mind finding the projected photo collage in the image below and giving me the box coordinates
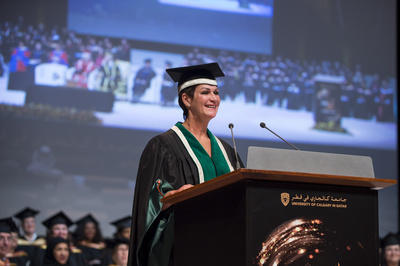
[0,0,396,150]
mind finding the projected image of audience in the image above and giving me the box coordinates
[0,8,396,150]
[158,0,273,16]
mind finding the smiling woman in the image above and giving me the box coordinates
[128,63,244,266]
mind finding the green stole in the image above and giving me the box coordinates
[137,124,233,266]
[175,122,231,182]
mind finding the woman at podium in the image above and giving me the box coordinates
[129,63,243,266]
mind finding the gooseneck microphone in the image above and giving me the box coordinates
[228,123,241,170]
[259,122,300,150]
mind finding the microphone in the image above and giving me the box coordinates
[228,123,241,170]
[259,122,300,150]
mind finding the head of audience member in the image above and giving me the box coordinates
[0,218,17,258]
[382,233,400,266]
[111,238,129,266]
[14,207,39,238]
[74,214,103,244]
[44,237,70,266]
[110,216,131,240]
[42,211,73,241]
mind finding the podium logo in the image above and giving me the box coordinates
[281,192,290,206]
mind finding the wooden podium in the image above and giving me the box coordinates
[162,169,396,266]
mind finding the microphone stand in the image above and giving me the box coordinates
[228,123,241,170]
[260,122,300,151]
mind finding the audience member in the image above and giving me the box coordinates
[14,207,45,260]
[43,237,71,266]
[73,215,105,266]
[110,217,131,241]
[0,218,16,266]
[381,233,400,266]
[105,239,128,266]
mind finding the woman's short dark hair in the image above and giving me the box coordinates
[178,85,196,120]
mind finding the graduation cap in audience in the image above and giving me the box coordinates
[75,214,99,227]
[110,216,131,231]
[0,217,18,233]
[42,211,73,229]
[166,62,224,93]
[381,233,400,248]
[109,237,130,250]
[14,207,40,221]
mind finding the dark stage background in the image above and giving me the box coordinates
[0,0,397,239]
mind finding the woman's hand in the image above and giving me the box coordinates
[162,184,194,210]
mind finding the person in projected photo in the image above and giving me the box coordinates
[131,58,156,102]
[71,51,96,89]
[9,41,31,73]
[128,62,243,266]
[48,42,68,66]
[97,52,123,93]
[160,60,175,106]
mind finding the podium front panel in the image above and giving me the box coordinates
[173,178,378,266]
[246,180,378,266]
[174,182,247,266]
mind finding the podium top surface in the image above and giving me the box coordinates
[247,146,375,178]
[161,168,396,207]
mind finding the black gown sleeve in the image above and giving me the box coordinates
[128,131,200,266]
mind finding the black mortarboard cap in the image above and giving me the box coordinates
[75,214,98,226]
[0,217,18,233]
[166,62,224,93]
[14,207,40,221]
[42,211,73,229]
[109,237,130,250]
[110,216,131,230]
[382,233,400,248]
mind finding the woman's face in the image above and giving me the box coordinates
[53,242,69,265]
[384,244,400,264]
[113,244,129,266]
[51,224,69,239]
[183,84,220,121]
[84,222,96,241]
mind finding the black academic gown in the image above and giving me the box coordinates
[128,128,242,266]
[16,236,46,263]
[8,251,29,266]
[77,244,106,266]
